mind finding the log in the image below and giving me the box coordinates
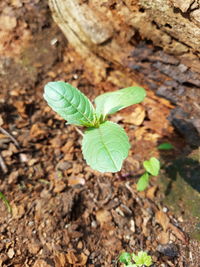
[49,0,200,71]
[49,0,200,145]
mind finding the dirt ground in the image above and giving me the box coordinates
[0,1,199,266]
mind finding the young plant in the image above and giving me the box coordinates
[137,157,160,191]
[119,251,153,267]
[44,81,146,172]
[0,192,12,213]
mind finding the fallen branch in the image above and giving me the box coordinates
[0,127,20,148]
[0,152,8,173]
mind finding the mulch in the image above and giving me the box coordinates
[0,1,199,266]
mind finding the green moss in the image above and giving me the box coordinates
[159,149,200,240]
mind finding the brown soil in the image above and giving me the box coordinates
[0,1,199,266]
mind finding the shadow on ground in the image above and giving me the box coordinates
[160,149,200,240]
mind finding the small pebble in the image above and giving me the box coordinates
[162,207,168,213]
[91,221,97,228]
[157,243,179,258]
[7,248,15,259]
[50,38,58,46]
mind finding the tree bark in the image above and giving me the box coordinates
[49,0,200,145]
[49,0,200,73]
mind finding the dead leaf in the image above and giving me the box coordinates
[53,179,66,193]
[169,223,188,243]
[28,158,39,166]
[0,253,8,266]
[13,101,27,118]
[0,115,4,126]
[1,150,13,157]
[143,132,161,143]
[123,106,145,125]
[157,231,170,244]
[8,170,19,184]
[67,177,85,186]
[61,139,74,154]
[66,250,78,264]
[11,0,23,8]
[134,126,147,140]
[155,210,170,231]
[142,215,151,236]
[54,252,67,267]
[12,203,25,219]
[76,253,88,266]
[33,259,52,267]
[146,186,157,200]
[96,209,112,226]
[28,241,40,255]
[8,143,18,153]
[104,236,122,252]
[0,15,17,31]
[30,123,46,139]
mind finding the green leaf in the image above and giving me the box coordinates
[119,252,132,265]
[82,121,130,172]
[158,142,174,150]
[136,172,149,191]
[143,157,160,176]
[0,192,12,213]
[132,252,152,266]
[44,81,96,126]
[95,86,146,116]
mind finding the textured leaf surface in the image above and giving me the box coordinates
[143,157,160,176]
[44,81,95,126]
[119,252,132,265]
[136,172,149,191]
[95,86,146,116]
[82,121,130,172]
[132,252,153,266]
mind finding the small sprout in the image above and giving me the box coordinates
[136,172,149,192]
[137,157,160,191]
[158,142,174,150]
[143,157,160,176]
[0,192,12,213]
[119,251,153,266]
[132,251,153,266]
[44,81,146,173]
[119,252,132,265]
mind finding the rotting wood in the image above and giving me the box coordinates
[49,0,200,72]
[49,0,200,145]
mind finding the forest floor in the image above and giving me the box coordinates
[0,1,199,266]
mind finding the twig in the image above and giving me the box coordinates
[194,102,200,111]
[0,152,8,173]
[74,126,84,137]
[0,127,20,147]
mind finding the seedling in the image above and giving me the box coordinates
[44,81,146,172]
[137,157,160,191]
[119,251,153,266]
[0,192,12,213]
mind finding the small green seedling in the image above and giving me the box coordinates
[158,142,174,150]
[44,81,146,172]
[137,157,160,191]
[119,251,153,266]
[0,192,12,213]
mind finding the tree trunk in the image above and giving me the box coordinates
[49,0,200,145]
